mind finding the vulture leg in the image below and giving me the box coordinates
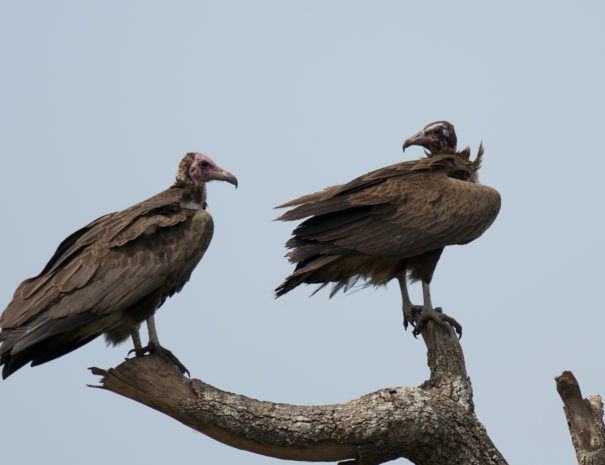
[414,281,463,338]
[130,328,143,354]
[134,316,190,376]
[397,274,423,330]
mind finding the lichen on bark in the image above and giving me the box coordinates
[90,321,507,465]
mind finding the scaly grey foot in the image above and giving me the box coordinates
[129,342,190,376]
[402,304,424,330]
[412,307,462,339]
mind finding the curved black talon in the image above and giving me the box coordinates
[412,307,462,339]
[127,347,145,358]
[403,305,423,330]
[128,343,190,376]
[440,314,462,339]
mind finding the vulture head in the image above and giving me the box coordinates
[176,152,238,188]
[402,121,457,155]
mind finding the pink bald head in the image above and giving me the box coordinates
[176,152,238,187]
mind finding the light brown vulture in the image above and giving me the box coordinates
[0,153,237,378]
[275,121,500,337]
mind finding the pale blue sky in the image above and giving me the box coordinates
[1,1,604,464]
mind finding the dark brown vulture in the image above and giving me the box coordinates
[275,121,500,337]
[0,153,237,378]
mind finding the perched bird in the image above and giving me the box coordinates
[275,121,500,337]
[0,153,237,378]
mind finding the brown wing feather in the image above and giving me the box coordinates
[275,154,471,222]
[276,152,500,296]
[329,173,501,258]
[283,171,500,260]
[2,210,212,329]
[15,188,186,303]
[0,187,213,362]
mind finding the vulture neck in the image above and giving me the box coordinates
[427,146,483,184]
[175,183,207,210]
[428,147,464,157]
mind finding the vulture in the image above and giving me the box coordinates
[0,153,237,378]
[275,121,500,336]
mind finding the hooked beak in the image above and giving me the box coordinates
[402,129,433,152]
[210,166,238,188]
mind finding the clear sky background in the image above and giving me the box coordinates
[1,1,604,464]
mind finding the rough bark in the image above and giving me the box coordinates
[90,320,507,465]
[555,371,605,465]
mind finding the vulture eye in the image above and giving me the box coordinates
[199,160,210,169]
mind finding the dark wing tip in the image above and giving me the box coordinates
[275,198,310,211]
[274,209,300,222]
[274,283,289,298]
[275,200,294,209]
[0,352,28,379]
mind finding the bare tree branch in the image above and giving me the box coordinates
[89,320,507,465]
[555,371,605,465]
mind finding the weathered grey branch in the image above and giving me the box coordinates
[555,371,605,465]
[90,321,506,465]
